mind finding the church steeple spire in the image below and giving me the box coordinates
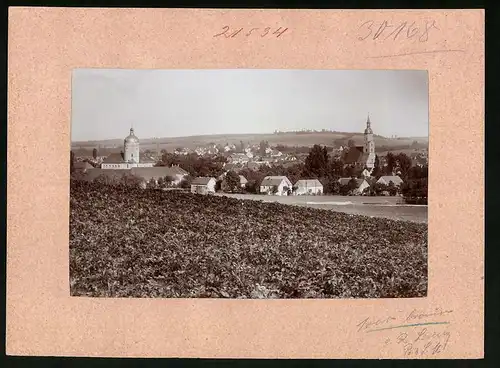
[364,114,373,134]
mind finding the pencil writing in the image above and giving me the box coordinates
[213,26,289,39]
[358,20,439,42]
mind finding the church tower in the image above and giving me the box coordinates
[124,127,140,164]
[363,114,376,169]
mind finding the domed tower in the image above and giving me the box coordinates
[363,114,376,169]
[124,127,140,163]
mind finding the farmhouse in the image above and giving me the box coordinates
[338,177,370,195]
[377,175,403,186]
[191,177,217,195]
[343,115,376,170]
[260,176,293,196]
[294,179,323,195]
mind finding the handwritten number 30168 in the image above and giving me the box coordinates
[214,26,288,38]
[358,20,439,42]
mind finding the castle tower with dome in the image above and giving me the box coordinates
[124,128,140,163]
[101,127,156,169]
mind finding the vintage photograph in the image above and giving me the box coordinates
[69,69,428,299]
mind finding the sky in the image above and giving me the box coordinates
[71,69,429,142]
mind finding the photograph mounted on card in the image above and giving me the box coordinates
[69,68,428,300]
[7,7,484,359]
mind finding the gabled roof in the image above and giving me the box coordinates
[377,175,403,185]
[295,179,323,188]
[239,175,248,184]
[260,176,290,187]
[102,152,125,163]
[192,177,216,185]
[167,165,189,176]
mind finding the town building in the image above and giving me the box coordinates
[338,177,370,195]
[191,177,217,195]
[228,153,250,164]
[376,175,404,186]
[101,128,156,169]
[344,115,376,170]
[260,176,293,196]
[294,179,324,195]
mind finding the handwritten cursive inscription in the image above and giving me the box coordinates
[357,308,453,357]
[395,328,451,357]
[405,307,454,323]
[358,20,439,42]
[213,26,289,39]
[356,316,397,333]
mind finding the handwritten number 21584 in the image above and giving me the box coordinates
[214,26,288,38]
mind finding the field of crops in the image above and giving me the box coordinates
[70,181,428,298]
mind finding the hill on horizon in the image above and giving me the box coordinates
[72,131,429,153]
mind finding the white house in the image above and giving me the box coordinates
[377,175,403,186]
[294,179,324,195]
[191,177,217,194]
[260,176,293,196]
[338,177,370,195]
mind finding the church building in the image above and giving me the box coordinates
[101,128,156,169]
[344,115,376,170]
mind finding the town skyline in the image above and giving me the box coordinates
[71,69,429,142]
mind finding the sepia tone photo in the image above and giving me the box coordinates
[69,69,429,299]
